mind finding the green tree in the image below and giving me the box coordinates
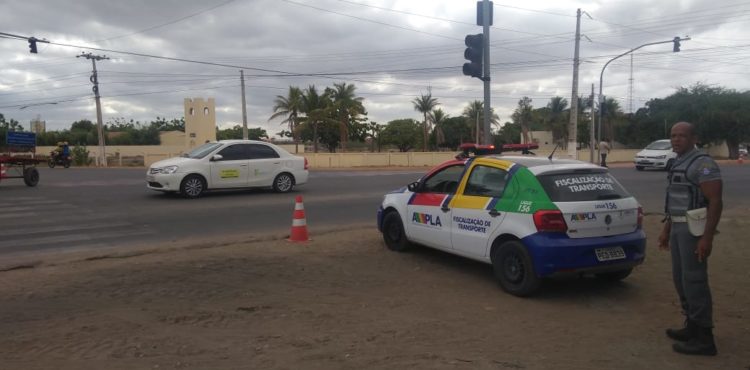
[440,116,472,149]
[325,82,366,152]
[432,108,448,147]
[412,92,439,151]
[366,121,383,152]
[217,125,268,140]
[299,85,333,153]
[269,86,304,153]
[512,97,534,144]
[600,97,622,142]
[380,119,421,152]
[462,100,499,143]
[546,96,569,147]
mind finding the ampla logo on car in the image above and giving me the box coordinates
[570,213,597,222]
[412,212,442,227]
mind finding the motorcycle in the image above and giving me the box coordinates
[48,151,72,168]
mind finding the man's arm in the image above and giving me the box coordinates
[658,219,671,250]
[697,179,722,261]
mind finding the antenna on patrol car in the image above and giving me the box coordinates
[548,142,560,161]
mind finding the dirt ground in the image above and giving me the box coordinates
[1,212,748,370]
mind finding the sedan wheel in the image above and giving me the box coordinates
[180,175,205,199]
[273,173,294,193]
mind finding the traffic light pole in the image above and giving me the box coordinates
[481,0,491,145]
[596,37,689,162]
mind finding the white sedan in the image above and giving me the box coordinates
[147,140,308,198]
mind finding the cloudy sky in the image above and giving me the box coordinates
[1,0,748,135]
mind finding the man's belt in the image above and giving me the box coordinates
[671,216,687,223]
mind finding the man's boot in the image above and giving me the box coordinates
[673,326,717,356]
[666,319,695,342]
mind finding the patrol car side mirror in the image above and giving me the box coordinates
[407,181,421,192]
[211,154,223,161]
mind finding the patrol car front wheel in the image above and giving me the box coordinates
[493,241,540,297]
[382,212,411,252]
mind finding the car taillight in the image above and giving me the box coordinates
[637,206,644,227]
[533,210,568,233]
[304,157,309,170]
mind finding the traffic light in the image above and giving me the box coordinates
[673,36,680,52]
[28,37,37,54]
[463,33,483,79]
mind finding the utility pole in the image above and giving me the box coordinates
[567,8,582,159]
[77,52,109,167]
[589,83,595,163]
[240,70,248,140]
[481,0,492,145]
[628,54,634,114]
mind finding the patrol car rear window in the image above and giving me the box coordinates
[536,171,630,202]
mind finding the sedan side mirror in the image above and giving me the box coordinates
[407,181,421,192]
[211,154,223,161]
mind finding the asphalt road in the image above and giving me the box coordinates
[1,164,748,258]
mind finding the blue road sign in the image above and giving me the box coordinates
[6,131,37,147]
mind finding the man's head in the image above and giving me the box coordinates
[670,121,697,155]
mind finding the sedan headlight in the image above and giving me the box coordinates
[162,165,179,174]
[654,155,666,159]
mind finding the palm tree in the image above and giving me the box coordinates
[462,100,499,143]
[269,86,303,153]
[432,108,448,147]
[546,96,569,147]
[325,82,365,152]
[600,97,622,143]
[412,91,439,151]
[300,85,331,153]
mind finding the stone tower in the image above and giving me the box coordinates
[184,98,217,149]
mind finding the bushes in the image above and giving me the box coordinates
[72,145,92,166]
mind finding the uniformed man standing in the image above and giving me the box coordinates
[658,121,723,356]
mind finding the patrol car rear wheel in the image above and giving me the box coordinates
[493,241,540,297]
[382,212,411,252]
[595,268,632,282]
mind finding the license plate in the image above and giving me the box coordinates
[147,175,155,182]
[595,247,626,261]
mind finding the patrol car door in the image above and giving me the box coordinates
[450,164,509,258]
[405,164,463,251]
[210,144,251,188]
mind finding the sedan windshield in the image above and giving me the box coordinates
[645,141,671,150]
[183,142,222,159]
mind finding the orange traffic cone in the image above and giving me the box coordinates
[288,195,310,242]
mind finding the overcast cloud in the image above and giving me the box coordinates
[1,0,748,135]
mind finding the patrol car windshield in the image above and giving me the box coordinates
[537,171,631,202]
[645,141,671,150]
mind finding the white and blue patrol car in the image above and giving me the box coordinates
[377,154,646,296]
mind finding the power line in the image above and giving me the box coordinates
[93,0,239,42]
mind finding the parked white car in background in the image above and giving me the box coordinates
[147,140,308,198]
[634,139,677,171]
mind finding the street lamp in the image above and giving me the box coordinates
[594,36,690,163]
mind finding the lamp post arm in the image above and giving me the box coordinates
[595,37,689,162]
